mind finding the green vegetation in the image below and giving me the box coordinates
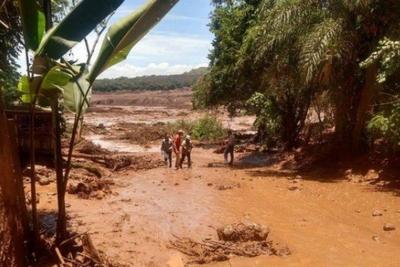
[93,67,207,92]
[192,115,226,141]
[194,0,400,152]
[368,104,400,152]
[166,115,226,141]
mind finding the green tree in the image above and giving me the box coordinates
[196,0,400,151]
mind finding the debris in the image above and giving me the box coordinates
[67,178,113,199]
[38,177,52,186]
[217,183,240,191]
[288,185,300,191]
[169,222,288,265]
[217,222,269,242]
[75,139,111,155]
[372,210,383,217]
[383,223,396,231]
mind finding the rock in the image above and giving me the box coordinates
[365,169,379,181]
[372,210,383,217]
[207,183,213,186]
[295,175,302,180]
[95,191,106,200]
[38,177,52,186]
[344,169,352,176]
[174,183,179,186]
[383,223,396,231]
[288,185,300,191]
[217,222,270,242]
[372,235,379,242]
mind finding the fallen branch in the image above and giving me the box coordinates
[55,246,66,265]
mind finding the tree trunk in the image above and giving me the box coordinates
[333,71,361,151]
[351,64,379,152]
[0,101,26,267]
[52,103,66,243]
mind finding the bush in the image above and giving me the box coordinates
[191,115,226,141]
[246,92,280,144]
[167,119,195,136]
[367,104,400,151]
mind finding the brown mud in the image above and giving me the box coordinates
[34,90,400,266]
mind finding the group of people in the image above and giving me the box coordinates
[160,129,236,169]
[161,130,193,169]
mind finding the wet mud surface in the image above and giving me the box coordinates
[34,91,400,266]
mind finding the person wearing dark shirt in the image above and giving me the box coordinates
[224,130,235,166]
[161,134,173,167]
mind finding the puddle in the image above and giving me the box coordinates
[88,135,160,153]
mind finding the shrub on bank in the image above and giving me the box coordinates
[167,115,226,141]
[192,115,226,141]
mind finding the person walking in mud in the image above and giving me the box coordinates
[161,134,173,168]
[224,130,235,166]
[180,135,193,168]
[173,130,184,169]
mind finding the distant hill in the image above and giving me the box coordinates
[93,67,208,92]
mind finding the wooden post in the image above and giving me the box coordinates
[0,103,26,267]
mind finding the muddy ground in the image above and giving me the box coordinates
[35,89,400,266]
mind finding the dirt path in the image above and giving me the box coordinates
[61,148,400,267]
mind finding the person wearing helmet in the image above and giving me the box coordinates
[173,129,184,169]
[180,135,193,168]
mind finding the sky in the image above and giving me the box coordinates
[66,0,213,79]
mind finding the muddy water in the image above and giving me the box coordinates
[59,103,400,266]
[88,134,160,153]
[65,147,400,267]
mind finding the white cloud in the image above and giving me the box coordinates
[99,62,208,79]
[19,31,212,79]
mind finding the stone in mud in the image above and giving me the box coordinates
[38,177,52,186]
[365,169,379,181]
[217,222,270,242]
[94,191,106,200]
[372,210,383,217]
[288,185,300,191]
[383,223,396,231]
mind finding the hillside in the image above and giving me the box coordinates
[93,67,207,92]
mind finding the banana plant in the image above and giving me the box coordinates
[17,0,179,242]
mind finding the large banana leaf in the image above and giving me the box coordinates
[36,0,124,59]
[17,66,91,113]
[42,65,92,113]
[18,0,45,50]
[17,76,42,103]
[62,69,91,113]
[88,0,179,82]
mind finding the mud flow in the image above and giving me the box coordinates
[33,89,400,267]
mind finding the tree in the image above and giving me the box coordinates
[195,0,400,152]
